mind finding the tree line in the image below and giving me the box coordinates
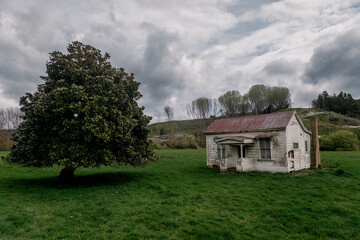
[184,84,291,120]
[0,107,23,130]
[312,91,360,117]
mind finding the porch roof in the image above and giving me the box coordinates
[215,136,254,145]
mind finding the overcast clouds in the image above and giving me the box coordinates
[0,0,360,121]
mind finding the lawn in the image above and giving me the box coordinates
[0,150,359,239]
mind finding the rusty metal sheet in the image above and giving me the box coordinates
[204,111,295,134]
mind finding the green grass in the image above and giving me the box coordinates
[0,150,360,239]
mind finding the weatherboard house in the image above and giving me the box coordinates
[204,111,312,173]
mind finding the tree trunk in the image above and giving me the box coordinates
[59,166,77,181]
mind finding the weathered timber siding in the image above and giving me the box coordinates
[285,115,311,171]
[206,130,288,172]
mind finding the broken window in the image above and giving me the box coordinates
[260,138,271,159]
[293,143,299,149]
[288,150,294,158]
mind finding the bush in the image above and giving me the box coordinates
[152,134,199,149]
[167,134,199,149]
[320,130,359,151]
[151,141,163,149]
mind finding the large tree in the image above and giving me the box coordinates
[269,86,291,112]
[248,84,268,114]
[186,98,215,120]
[7,42,157,180]
[218,90,242,117]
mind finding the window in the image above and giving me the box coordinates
[217,144,226,158]
[293,143,299,149]
[288,150,294,158]
[237,146,246,158]
[260,138,271,159]
[305,141,308,152]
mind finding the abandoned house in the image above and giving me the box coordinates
[204,110,312,173]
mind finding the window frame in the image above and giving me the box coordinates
[259,138,271,160]
[237,146,246,158]
[217,144,226,158]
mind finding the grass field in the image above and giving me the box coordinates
[0,150,359,239]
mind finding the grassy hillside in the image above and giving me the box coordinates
[147,118,214,138]
[1,150,359,239]
[148,108,360,138]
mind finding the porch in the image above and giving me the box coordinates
[216,136,255,173]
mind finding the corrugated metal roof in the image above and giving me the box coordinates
[204,111,296,134]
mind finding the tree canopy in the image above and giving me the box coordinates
[218,90,242,117]
[312,91,360,117]
[7,42,157,180]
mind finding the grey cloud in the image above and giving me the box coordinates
[303,28,360,97]
[0,38,44,99]
[263,59,299,76]
[142,23,178,71]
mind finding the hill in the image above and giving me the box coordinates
[147,108,360,147]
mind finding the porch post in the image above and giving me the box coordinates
[240,145,243,159]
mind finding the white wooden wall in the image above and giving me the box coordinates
[206,130,288,172]
[285,115,311,171]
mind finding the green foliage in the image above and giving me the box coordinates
[152,134,199,149]
[312,90,360,117]
[355,130,360,141]
[7,42,156,174]
[269,86,291,111]
[247,84,291,114]
[218,90,242,116]
[1,150,360,239]
[166,135,199,149]
[320,130,359,151]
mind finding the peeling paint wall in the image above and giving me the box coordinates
[206,130,288,172]
[285,115,311,171]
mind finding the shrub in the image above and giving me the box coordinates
[167,134,199,149]
[151,141,163,149]
[320,130,359,151]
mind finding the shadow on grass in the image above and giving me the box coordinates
[6,171,148,189]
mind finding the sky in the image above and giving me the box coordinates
[1,0,360,122]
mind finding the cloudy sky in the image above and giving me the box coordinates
[1,0,360,121]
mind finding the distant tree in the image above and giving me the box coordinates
[7,107,23,129]
[0,107,23,129]
[239,94,250,116]
[186,98,217,119]
[186,97,218,131]
[218,90,242,117]
[0,109,6,130]
[6,42,157,180]
[270,87,291,111]
[248,84,268,114]
[164,106,174,122]
[312,90,360,117]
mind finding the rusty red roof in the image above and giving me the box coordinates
[204,111,296,134]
